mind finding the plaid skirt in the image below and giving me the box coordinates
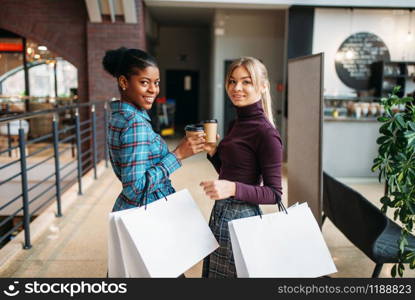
[202,197,261,278]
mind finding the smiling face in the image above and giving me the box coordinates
[226,66,262,107]
[119,66,160,110]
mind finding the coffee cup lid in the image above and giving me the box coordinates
[202,119,217,123]
[185,124,204,131]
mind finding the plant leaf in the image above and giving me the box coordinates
[404,131,415,147]
[398,263,405,277]
[401,96,414,104]
[380,196,391,205]
[393,86,402,94]
[391,264,397,277]
[397,172,404,183]
[396,114,406,129]
[400,237,408,253]
[374,87,415,278]
[376,136,391,145]
[377,116,389,122]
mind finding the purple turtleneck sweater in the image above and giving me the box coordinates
[208,101,283,205]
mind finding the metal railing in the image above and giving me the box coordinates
[0,101,109,249]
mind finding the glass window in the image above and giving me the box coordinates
[28,63,54,97]
[0,54,25,95]
[56,59,78,97]
[0,39,78,98]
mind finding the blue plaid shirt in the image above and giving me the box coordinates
[108,101,181,211]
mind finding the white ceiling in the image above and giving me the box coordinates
[144,0,415,28]
[85,0,415,25]
[144,0,415,9]
[85,0,138,23]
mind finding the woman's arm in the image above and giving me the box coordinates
[205,120,235,173]
[119,119,181,205]
[206,150,221,173]
[235,127,283,204]
[201,127,283,204]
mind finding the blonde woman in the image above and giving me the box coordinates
[200,57,283,278]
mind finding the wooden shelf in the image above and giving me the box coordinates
[371,61,415,97]
[383,75,412,79]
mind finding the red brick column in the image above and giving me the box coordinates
[86,0,146,102]
[0,0,146,103]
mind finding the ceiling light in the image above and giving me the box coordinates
[345,50,354,59]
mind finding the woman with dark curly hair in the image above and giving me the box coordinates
[103,47,205,212]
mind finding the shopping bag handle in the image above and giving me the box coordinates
[138,172,150,207]
[257,187,287,219]
[139,172,169,210]
[158,190,168,202]
[270,187,287,214]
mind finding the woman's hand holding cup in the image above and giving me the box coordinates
[173,132,206,160]
[202,119,219,156]
[204,134,220,157]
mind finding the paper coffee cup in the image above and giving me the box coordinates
[355,107,361,119]
[202,119,218,143]
[185,124,204,138]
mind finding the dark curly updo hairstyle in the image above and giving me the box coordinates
[102,47,158,79]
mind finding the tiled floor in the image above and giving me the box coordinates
[0,141,414,278]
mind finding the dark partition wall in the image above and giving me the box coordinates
[287,6,314,60]
[287,53,324,225]
[284,6,314,121]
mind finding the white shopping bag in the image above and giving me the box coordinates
[108,189,219,278]
[229,202,337,277]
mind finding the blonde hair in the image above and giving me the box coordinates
[225,57,275,127]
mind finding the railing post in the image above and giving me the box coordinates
[104,102,109,168]
[7,121,12,157]
[5,104,12,157]
[18,128,31,249]
[70,109,76,158]
[91,104,97,179]
[52,113,62,217]
[75,108,82,195]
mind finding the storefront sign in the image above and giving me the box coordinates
[0,42,23,52]
[335,32,390,91]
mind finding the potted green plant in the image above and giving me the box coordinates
[372,86,415,277]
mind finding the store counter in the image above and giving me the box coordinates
[323,116,380,178]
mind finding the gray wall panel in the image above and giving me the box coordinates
[287,53,323,225]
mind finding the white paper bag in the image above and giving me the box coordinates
[228,202,337,277]
[108,189,219,278]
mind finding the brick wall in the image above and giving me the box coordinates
[0,0,146,103]
[0,0,88,102]
[87,0,146,102]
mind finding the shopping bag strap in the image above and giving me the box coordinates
[139,172,151,209]
[277,199,288,214]
[270,187,287,214]
[139,172,169,210]
[257,187,287,219]
[157,190,168,202]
